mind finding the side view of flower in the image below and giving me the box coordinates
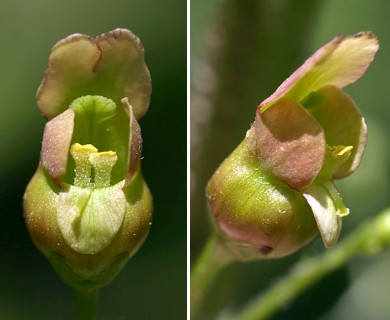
[207,32,379,259]
[24,29,152,291]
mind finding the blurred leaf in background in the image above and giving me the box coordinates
[191,0,390,319]
[0,0,186,319]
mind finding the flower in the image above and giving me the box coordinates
[24,29,153,288]
[207,32,379,260]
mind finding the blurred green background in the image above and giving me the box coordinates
[191,0,390,319]
[0,0,186,319]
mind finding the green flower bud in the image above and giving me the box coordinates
[24,29,153,288]
[24,164,152,288]
[207,32,379,260]
[207,135,318,260]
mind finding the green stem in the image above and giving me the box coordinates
[74,286,100,320]
[191,236,234,319]
[235,207,390,320]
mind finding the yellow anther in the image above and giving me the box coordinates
[71,143,98,155]
[70,143,98,187]
[70,143,117,188]
[89,151,118,187]
[329,145,353,157]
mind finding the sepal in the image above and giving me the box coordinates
[24,166,152,287]
[207,137,318,260]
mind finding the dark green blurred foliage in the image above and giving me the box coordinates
[273,267,349,320]
[191,0,390,319]
[0,0,186,319]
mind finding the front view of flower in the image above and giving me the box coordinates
[207,32,379,259]
[24,29,152,287]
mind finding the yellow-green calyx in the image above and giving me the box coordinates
[24,29,153,288]
[207,138,318,260]
[207,32,379,260]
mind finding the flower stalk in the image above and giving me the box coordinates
[234,207,390,320]
[191,236,234,319]
[74,286,100,320]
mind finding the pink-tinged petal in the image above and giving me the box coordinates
[37,35,100,119]
[121,98,143,187]
[37,29,151,120]
[41,108,74,184]
[302,182,343,248]
[259,32,378,112]
[309,85,367,178]
[254,98,326,189]
[95,29,151,120]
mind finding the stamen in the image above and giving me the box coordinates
[70,143,97,187]
[89,151,118,187]
[320,145,354,179]
[329,145,353,157]
[323,180,350,217]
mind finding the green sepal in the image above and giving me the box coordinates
[207,136,318,260]
[49,251,129,289]
[24,166,152,287]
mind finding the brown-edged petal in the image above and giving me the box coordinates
[259,32,378,112]
[254,98,325,189]
[37,29,151,120]
[308,85,367,179]
[41,108,74,184]
[121,98,142,187]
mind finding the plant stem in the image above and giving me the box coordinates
[74,286,100,320]
[235,207,390,320]
[191,236,234,319]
